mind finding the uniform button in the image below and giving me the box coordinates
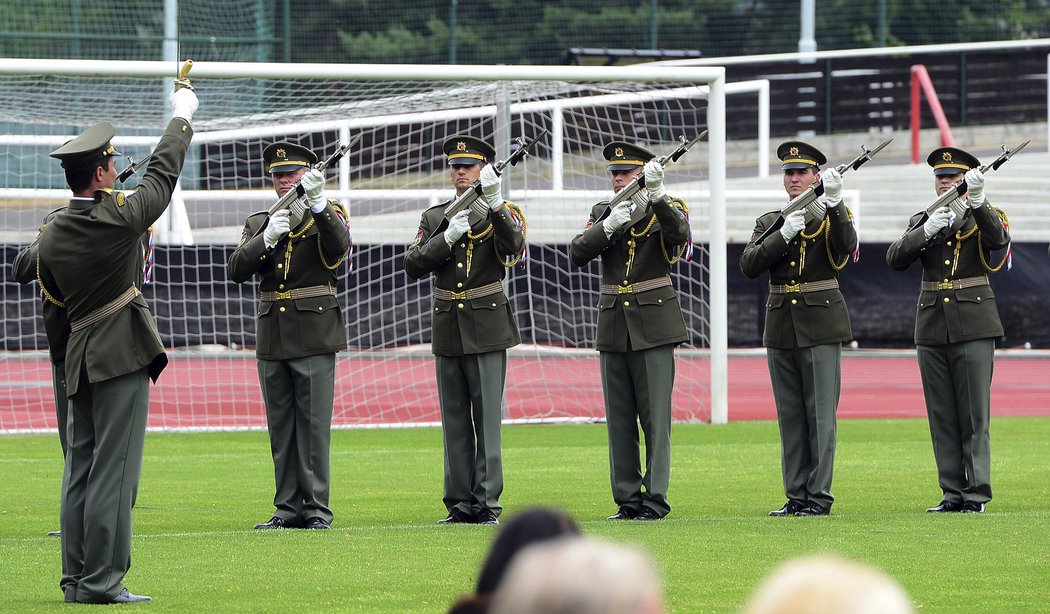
[457,262,464,268]
[657,299,663,304]
[459,243,465,248]
[943,279,949,283]
[943,260,950,265]
[791,299,797,305]
[318,306,324,311]
[259,255,266,261]
[277,263,284,269]
[825,300,830,304]
[943,297,950,303]
[434,307,439,312]
[491,302,497,307]
[789,261,796,267]
[976,296,981,301]
[623,301,630,307]
[456,282,463,288]
[279,306,287,312]
[279,284,285,289]
[457,303,464,309]
[621,280,629,286]
[947,241,953,246]
[790,280,796,284]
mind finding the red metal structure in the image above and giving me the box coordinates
[911,64,956,163]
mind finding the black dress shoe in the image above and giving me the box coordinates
[960,501,986,513]
[476,509,500,525]
[769,500,806,517]
[253,515,300,530]
[437,509,475,524]
[634,506,663,521]
[794,502,830,516]
[607,506,639,520]
[304,517,331,529]
[926,500,964,513]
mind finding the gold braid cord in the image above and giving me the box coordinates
[282,217,315,280]
[797,217,827,275]
[465,223,494,277]
[977,207,1011,273]
[624,198,689,275]
[35,252,64,308]
[496,202,527,268]
[660,198,689,265]
[318,203,351,270]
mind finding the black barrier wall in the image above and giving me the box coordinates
[5,243,1049,351]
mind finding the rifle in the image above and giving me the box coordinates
[442,130,548,225]
[598,131,708,221]
[264,134,362,230]
[907,139,1030,237]
[753,138,892,245]
[117,60,194,184]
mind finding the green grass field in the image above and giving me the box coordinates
[1,418,1048,612]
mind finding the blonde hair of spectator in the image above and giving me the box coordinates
[742,554,914,614]
[489,537,665,614]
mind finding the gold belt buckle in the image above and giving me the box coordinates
[784,283,801,293]
[937,281,953,291]
[274,290,292,300]
[617,285,633,294]
[450,291,467,300]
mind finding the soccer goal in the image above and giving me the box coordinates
[0,59,727,432]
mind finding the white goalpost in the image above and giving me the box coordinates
[0,59,728,431]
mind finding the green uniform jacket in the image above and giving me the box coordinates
[886,200,1009,345]
[740,204,857,349]
[569,195,690,352]
[13,208,70,368]
[404,201,524,356]
[227,200,350,360]
[36,118,192,397]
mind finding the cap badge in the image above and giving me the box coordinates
[942,152,952,162]
[789,146,799,157]
[456,141,467,151]
[614,147,624,157]
[276,148,286,159]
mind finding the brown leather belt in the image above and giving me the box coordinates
[920,275,989,292]
[434,280,504,302]
[260,284,335,302]
[600,276,672,295]
[70,285,140,333]
[768,278,839,294]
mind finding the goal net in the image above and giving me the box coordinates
[0,61,726,432]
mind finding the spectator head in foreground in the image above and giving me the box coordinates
[742,554,914,614]
[488,537,666,614]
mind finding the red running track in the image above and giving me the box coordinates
[0,351,1046,432]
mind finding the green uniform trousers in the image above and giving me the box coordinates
[600,344,674,517]
[60,366,149,603]
[53,362,68,455]
[258,353,335,525]
[767,344,840,510]
[917,339,994,504]
[436,350,506,518]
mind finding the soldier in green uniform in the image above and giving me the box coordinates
[35,86,198,604]
[404,136,526,526]
[740,142,855,518]
[886,147,1010,514]
[228,142,351,530]
[569,141,690,521]
[13,212,154,538]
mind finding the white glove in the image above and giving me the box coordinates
[264,209,291,249]
[602,202,633,238]
[300,168,327,212]
[923,207,953,240]
[965,168,985,208]
[822,167,843,205]
[780,210,807,241]
[444,210,471,246]
[169,87,198,123]
[480,164,503,209]
[643,160,666,202]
